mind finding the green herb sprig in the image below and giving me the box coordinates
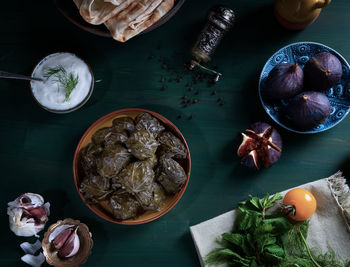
[44,65,79,101]
[205,193,350,267]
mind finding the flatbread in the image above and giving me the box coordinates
[105,0,174,42]
[129,0,163,30]
[104,0,123,5]
[121,0,174,42]
[80,0,131,25]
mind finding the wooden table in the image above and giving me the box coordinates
[1,0,350,266]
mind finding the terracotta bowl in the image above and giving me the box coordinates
[53,0,185,38]
[73,108,191,225]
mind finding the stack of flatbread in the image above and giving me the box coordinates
[73,0,175,42]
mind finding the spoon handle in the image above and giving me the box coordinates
[0,70,43,82]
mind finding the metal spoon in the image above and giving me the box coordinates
[0,70,43,82]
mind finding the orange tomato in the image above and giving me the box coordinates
[282,188,317,221]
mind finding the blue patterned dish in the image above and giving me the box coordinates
[258,42,350,134]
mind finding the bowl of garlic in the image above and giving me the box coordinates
[42,218,93,267]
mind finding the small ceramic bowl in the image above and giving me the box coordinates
[73,108,191,225]
[30,52,94,114]
[53,0,185,38]
[42,218,93,267]
[258,42,350,134]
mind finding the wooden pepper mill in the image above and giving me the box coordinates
[274,0,331,30]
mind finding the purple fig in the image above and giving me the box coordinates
[237,122,282,170]
[304,52,342,91]
[286,91,331,130]
[262,63,304,100]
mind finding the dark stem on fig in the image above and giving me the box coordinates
[290,63,298,72]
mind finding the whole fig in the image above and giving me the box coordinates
[237,122,282,170]
[286,91,331,130]
[304,52,342,91]
[262,63,304,100]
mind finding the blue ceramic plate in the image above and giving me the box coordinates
[258,42,350,134]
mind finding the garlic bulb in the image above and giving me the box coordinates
[7,193,50,237]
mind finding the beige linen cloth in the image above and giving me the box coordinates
[190,171,350,266]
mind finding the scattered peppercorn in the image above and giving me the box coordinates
[212,90,217,95]
[160,77,165,83]
[161,85,166,91]
[220,102,224,106]
[177,114,183,119]
[186,82,192,87]
[188,87,194,92]
[193,99,198,104]
[189,114,194,120]
[195,90,200,95]
[217,97,223,102]
[182,95,187,99]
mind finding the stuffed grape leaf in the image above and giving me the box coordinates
[104,130,128,146]
[112,116,135,133]
[117,161,156,207]
[96,144,132,178]
[91,127,112,144]
[144,154,158,169]
[126,130,159,160]
[156,155,187,194]
[79,174,112,203]
[158,131,187,159]
[80,143,103,173]
[144,182,166,211]
[108,190,140,220]
[134,113,165,137]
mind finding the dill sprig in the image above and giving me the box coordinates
[44,65,79,101]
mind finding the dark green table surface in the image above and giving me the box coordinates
[1,0,350,266]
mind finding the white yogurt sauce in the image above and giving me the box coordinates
[31,53,92,111]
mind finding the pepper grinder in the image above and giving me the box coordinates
[189,6,235,82]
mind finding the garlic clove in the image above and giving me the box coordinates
[21,252,45,267]
[64,229,80,258]
[57,227,80,258]
[16,193,44,209]
[20,239,42,255]
[48,224,75,243]
[52,227,74,250]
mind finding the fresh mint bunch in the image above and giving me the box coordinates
[205,193,350,267]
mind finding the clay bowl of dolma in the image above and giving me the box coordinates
[73,108,191,225]
[53,0,185,38]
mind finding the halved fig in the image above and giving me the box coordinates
[237,122,282,170]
